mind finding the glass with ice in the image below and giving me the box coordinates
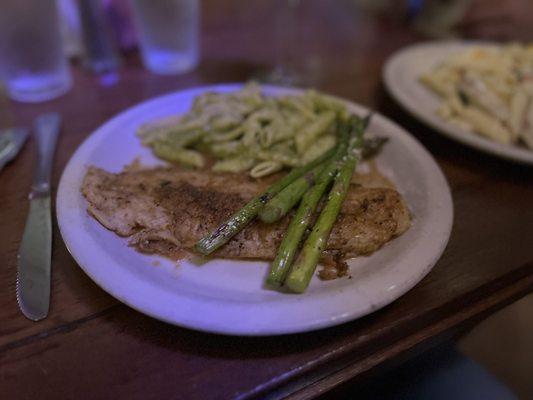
[130,0,199,75]
[0,0,72,102]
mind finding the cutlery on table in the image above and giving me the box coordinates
[0,127,29,172]
[0,83,29,172]
[16,113,61,321]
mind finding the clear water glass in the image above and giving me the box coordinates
[0,0,72,102]
[257,0,309,86]
[130,0,199,75]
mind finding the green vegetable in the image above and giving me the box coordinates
[284,116,369,293]
[194,147,337,256]
[258,163,325,224]
[266,120,354,286]
[259,134,387,225]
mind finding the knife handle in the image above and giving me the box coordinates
[32,113,61,196]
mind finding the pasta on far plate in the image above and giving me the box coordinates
[419,43,533,151]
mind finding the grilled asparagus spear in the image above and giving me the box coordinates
[266,119,355,286]
[284,116,369,292]
[259,135,387,224]
[194,146,336,255]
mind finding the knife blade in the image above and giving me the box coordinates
[16,113,61,321]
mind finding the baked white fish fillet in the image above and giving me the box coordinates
[81,166,411,263]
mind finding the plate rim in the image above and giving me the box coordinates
[56,83,453,336]
[383,40,533,165]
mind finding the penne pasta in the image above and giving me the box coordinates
[449,96,511,144]
[137,82,349,177]
[509,89,529,142]
[301,134,337,164]
[295,111,336,154]
[152,142,205,168]
[420,43,533,151]
[250,161,283,178]
[212,157,255,173]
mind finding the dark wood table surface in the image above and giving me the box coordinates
[1,1,532,399]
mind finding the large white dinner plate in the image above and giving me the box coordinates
[384,41,533,165]
[57,84,453,336]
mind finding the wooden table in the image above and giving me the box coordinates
[1,1,532,399]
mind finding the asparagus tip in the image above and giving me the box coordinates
[258,206,283,224]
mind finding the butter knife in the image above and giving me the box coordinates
[16,113,61,321]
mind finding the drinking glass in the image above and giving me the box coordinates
[0,0,72,102]
[258,0,319,87]
[130,0,199,75]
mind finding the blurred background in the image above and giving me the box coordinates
[2,0,533,103]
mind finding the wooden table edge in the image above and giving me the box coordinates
[239,263,533,400]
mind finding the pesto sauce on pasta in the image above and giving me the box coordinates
[137,83,348,178]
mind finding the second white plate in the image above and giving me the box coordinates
[384,40,533,165]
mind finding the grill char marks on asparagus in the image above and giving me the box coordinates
[266,119,355,286]
[284,115,370,292]
[259,135,388,225]
[194,147,337,255]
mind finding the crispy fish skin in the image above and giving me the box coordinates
[81,166,410,261]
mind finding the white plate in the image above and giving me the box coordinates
[384,40,533,165]
[57,84,453,336]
